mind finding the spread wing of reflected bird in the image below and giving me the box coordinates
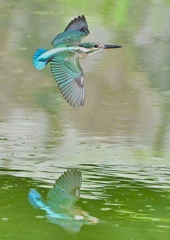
[33,15,122,107]
[46,168,82,211]
[28,169,99,233]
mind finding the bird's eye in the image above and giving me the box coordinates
[94,44,98,48]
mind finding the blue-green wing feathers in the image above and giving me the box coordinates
[50,52,85,107]
[52,15,89,47]
[46,169,82,210]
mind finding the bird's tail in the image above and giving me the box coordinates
[28,188,46,209]
[33,48,48,70]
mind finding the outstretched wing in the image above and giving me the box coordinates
[52,16,89,47]
[65,15,89,34]
[50,51,85,107]
[46,169,82,210]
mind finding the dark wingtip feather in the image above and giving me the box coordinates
[65,15,89,35]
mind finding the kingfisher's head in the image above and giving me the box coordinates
[79,42,122,55]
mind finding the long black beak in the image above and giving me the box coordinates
[103,44,122,49]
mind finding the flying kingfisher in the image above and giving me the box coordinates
[28,169,99,232]
[33,15,122,107]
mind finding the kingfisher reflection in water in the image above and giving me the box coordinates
[28,169,99,233]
